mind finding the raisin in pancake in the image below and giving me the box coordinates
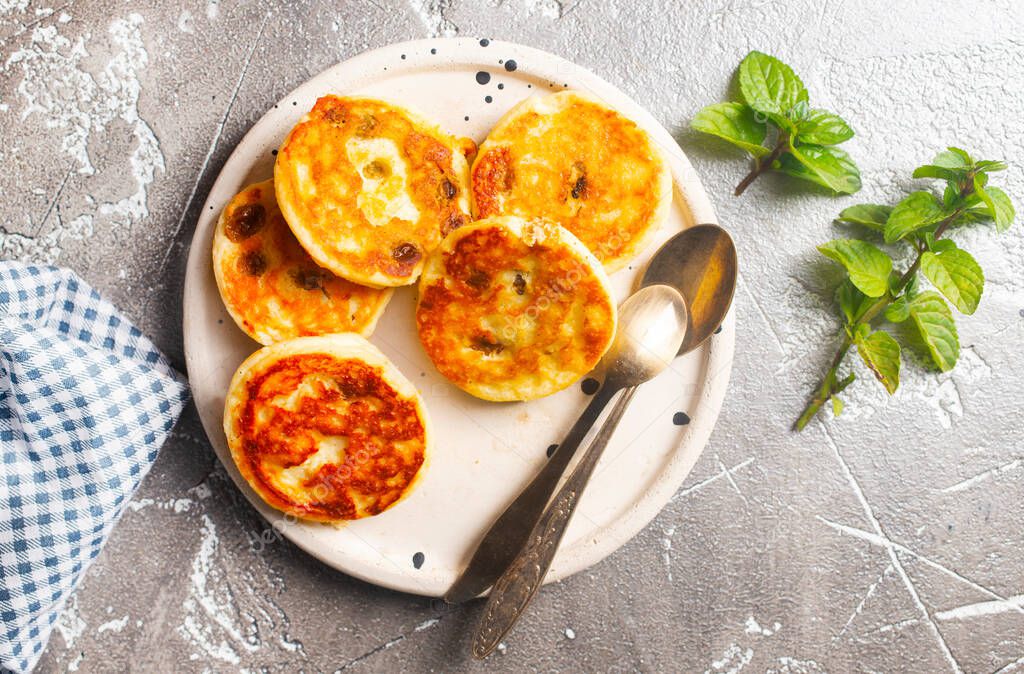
[212,179,392,345]
[223,334,430,523]
[416,216,616,402]
[471,90,672,273]
[275,96,476,287]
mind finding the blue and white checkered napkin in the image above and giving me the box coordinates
[0,262,189,673]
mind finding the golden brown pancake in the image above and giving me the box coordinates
[471,90,672,272]
[212,179,392,345]
[416,216,617,401]
[223,334,430,523]
[274,96,476,287]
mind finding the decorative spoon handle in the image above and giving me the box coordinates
[444,384,618,604]
[472,385,639,658]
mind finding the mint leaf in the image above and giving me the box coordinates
[884,296,910,323]
[924,236,956,253]
[959,206,994,224]
[856,330,901,394]
[920,248,984,314]
[797,109,854,145]
[908,291,959,371]
[913,165,964,182]
[941,147,973,168]
[884,191,947,243]
[836,204,893,233]
[691,102,769,157]
[975,159,1008,173]
[780,145,861,194]
[737,51,808,122]
[975,181,1015,232]
[832,396,844,417]
[836,278,872,324]
[818,239,892,297]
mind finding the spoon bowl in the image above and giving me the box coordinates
[604,284,689,387]
[642,224,737,355]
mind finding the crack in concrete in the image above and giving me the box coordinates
[830,562,893,646]
[738,270,787,355]
[335,613,447,671]
[820,422,964,673]
[818,514,1024,618]
[31,167,72,236]
[670,457,756,503]
[940,458,1023,494]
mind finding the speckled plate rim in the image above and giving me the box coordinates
[183,37,735,596]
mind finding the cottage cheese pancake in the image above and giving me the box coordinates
[275,95,476,287]
[223,334,430,523]
[212,180,392,345]
[471,90,672,272]
[416,216,616,401]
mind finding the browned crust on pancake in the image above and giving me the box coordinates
[274,96,475,287]
[416,217,616,401]
[470,91,671,272]
[212,179,392,345]
[226,341,428,522]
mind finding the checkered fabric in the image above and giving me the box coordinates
[0,262,188,673]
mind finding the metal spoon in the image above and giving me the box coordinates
[471,283,688,657]
[443,224,738,605]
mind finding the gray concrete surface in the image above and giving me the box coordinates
[2,0,1023,671]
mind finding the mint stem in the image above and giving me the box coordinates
[735,136,788,196]
[794,205,967,430]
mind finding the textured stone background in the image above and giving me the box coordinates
[2,0,1023,672]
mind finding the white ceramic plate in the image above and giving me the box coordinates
[183,38,734,597]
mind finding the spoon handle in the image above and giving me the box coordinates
[472,385,639,658]
[444,384,618,604]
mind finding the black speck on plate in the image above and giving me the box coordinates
[714,325,723,334]
[497,83,504,90]
[581,378,599,395]
[672,412,691,426]
[546,444,558,458]
[504,59,518,72]
[479,38,490,46]
[475,71,491,85]
[412,552,425,569]
[484,95,493,103]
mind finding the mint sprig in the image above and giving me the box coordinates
[795,147,1015,430]
[692,51,861,196]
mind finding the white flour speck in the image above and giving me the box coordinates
[67,652,84,672]
[54,593,87,649]
[205,0,219,20]
[661,525,676,581]
[177,10,194,33]
[521,0,563,19]
[745,616,780,636]
[768,656,826,674]
[0,0,30,13]
[706,644,753,674]
[408,0,458,37]
[564,627,575,640]
[97,615,129,634]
